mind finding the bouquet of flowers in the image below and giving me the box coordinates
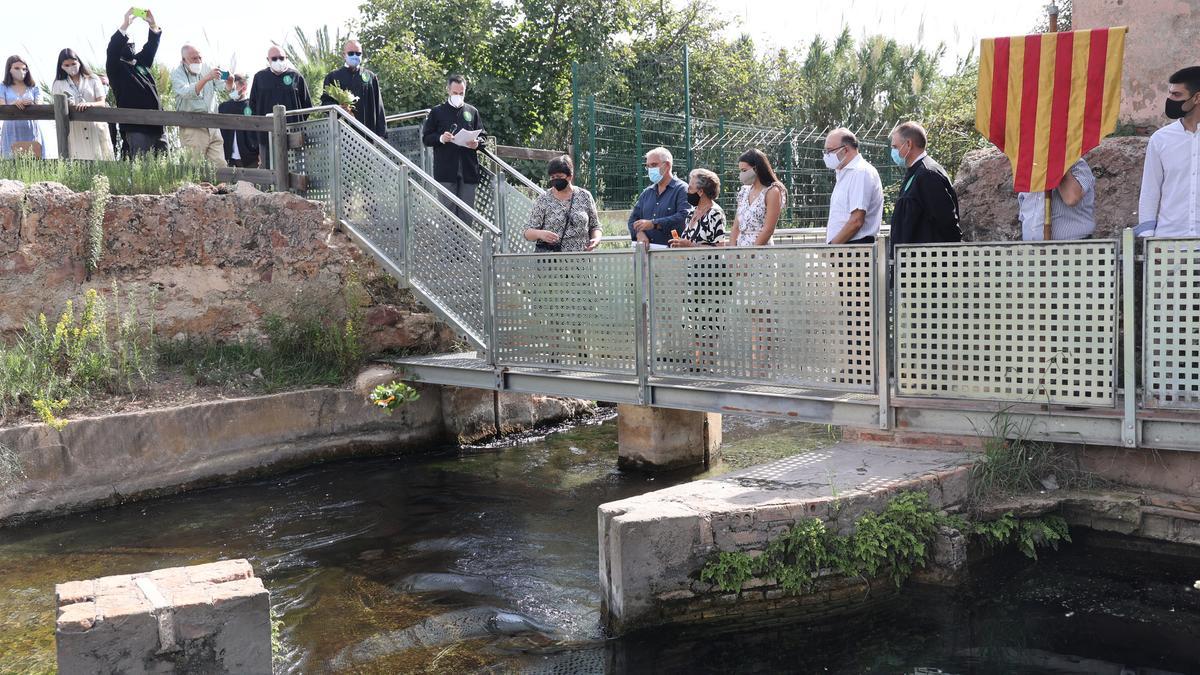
[324,83,359,113]
[369,381,420,414]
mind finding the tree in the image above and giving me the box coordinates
[285,25,348,104]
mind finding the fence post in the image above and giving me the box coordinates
[494,171,508,253]
[874,234,891,430]
[400,165,412,277]
[1121,227,1139,447]
[571,62,580,172]
[397,162,408,279]
[634,103,643,168]
[53,93,71,159]
[683,43,692,174]
[329,109,342,222]
[588,95,597,192]
[634,242,650,405]
[481,230,497,365]
[717,116,725,175]
[271,105,288,192]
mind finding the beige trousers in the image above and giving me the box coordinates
[179,127,225,166]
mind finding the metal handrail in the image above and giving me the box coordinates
[480,148,546,195]
[385,109,431,123]
[299,104,500,236]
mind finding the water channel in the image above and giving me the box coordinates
[1,412,1198,673]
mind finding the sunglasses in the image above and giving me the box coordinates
[269,56,287,62]
[345,51,362,56]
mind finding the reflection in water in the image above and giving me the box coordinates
[0,412,1197,674]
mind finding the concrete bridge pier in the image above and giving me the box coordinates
[616,404,721,472]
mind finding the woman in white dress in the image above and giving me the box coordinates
[49,48,114,160]
[729,148,786,247]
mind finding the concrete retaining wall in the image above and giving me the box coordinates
[0,383,591,526]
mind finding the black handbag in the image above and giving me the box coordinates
[534,190,576,252]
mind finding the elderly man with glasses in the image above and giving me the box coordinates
[249,45,312,158]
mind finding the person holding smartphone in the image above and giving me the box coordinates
[171,43,231,165]
[106,6,165,158]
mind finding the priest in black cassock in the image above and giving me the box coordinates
[249,46,312,157]
[320,39,387,137]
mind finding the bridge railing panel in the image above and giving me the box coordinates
[895,240,1119,407]
[648,245,876,392]
[336,122,404,272]
[493,251,638,374]
[1143,237,1200,410]
[286,118,334,204]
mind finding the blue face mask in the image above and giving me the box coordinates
[647,166,662,184]
[890,147,907,168]
[346,54,362,67]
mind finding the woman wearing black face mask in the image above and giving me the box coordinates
[670,168,726,247]
[524,155,603,252]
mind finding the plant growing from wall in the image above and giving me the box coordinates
[85,175,110,277]
[0,441,24,488]
[972,511,1072,560]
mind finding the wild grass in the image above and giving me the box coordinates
[968,409,1097,508]
[0,155,214,195]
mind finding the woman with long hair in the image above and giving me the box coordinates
[50,48,114,160]
[1,55,45,157]
[729,149,786,246]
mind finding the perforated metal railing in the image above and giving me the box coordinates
[1143,237,1200,409]
[493,251,638,373]
[895,241,1119,407]
[649,246,876,391]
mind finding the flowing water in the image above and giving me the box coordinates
[0,412,1198,674]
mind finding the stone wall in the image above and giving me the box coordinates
[1074,0,1200,129]
[0,180,453,353]
[953,136,1146,242]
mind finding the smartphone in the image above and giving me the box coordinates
[671,229,680,239]
[219,70,230,80]
[131,8,149,19]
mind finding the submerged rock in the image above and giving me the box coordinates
[396,572,497,597]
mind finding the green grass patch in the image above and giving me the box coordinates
[0,155,215,195]
[969,410,1097,507]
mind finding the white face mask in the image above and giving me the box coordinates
[187,62,203,75]
[448,94,464,108]
[64,64,80,76]
[822,148,843,170]
[269,59,288,74]
[738,168,756,185]
[11,68,26,81]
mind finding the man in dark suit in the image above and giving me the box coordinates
[421,74,487,223]
[216,74,259,168]
[888,121,962,249]
[105,7,165,158]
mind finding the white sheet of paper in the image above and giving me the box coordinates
[451,128,482,147]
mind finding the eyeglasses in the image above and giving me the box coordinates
[823,144,846,155]
[269,56,286,62]
[345,51,362,56]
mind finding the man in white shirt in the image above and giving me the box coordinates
[1137,66,1200,237]
[823,128,884,244]
[170,44,231,166]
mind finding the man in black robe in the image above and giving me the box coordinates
[421,74,487,222]
[320,39,386,137]
[888,121,962,250]
[217,74,259,167]
[105,7,165,158]
[249,46,312,160]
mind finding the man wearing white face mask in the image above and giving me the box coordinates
[822,128,883,244]
[422,74,488,222]
[320,39,386,137]
[171,44,230,165]
[249,46,312,163]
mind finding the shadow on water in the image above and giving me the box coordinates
[0,412,1197,674]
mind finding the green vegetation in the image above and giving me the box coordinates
[970,410,1096,507]
[0,155,214,195]
[368,381,420,414]
[700,491,1073,594]
[0,441,23,487]
[0,287,156,429]
[85,175,110,277]
[285,25,349,104]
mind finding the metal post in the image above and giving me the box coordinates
[397,162,408,279]
[481,230,497,365]
[495,171,508,252]
[717,116,725,178]
[634,242,650,405]
[571,62,580,172]
[271,105,288,192]
[329,109,342,222]
[683,44,692,174]
[874,235,891,430]
[400,165,412,278]
[1121,227,1139,447]
[52,93,71,159]
[634,103,643,170]
[588,95,597,192]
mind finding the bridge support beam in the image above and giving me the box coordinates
[616,405,720,472]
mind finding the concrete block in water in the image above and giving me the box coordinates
[55,559,270,675]
[616,404,721,472]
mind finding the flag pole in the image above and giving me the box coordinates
[1043,2,1060,241]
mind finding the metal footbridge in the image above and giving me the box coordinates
[284,105,1200,453]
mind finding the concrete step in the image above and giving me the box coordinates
[598,442,977,633]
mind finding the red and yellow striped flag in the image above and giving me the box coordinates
[976,27,1127,193]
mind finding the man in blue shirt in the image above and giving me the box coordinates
[628,146,689,246]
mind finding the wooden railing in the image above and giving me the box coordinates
[0,93,305,190]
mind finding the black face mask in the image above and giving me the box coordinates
[686,191,701,206]
[1165,95,1195,120]
[550,177,569,191]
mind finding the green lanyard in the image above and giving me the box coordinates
[902,175,915,194]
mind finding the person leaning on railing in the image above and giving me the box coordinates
[50,49,114,160]
[106,7,165,159]
[523,154,602,252]
[629,146,689,247]
[729,149,785,246]
[668,168,726,247]
[0,55,45,158]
